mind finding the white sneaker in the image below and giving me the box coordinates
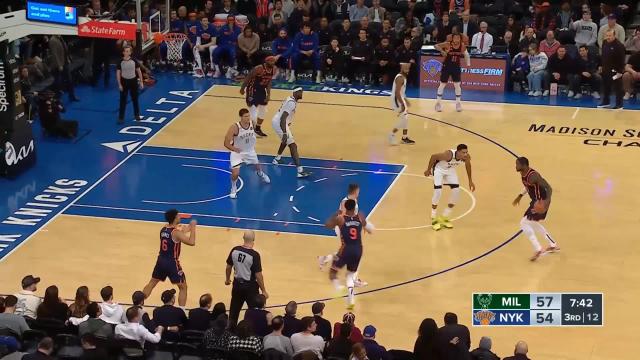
[592,91,600,99]
[528,91,534,96]
[623,92,631,100]
[288,71,296,83]
[573,93,582,99]
[435,102,442,112]
[533,91,542,97]
[567,91,575,97]
[455,102,462,112]
[354,278,368,287]
[542,90,549,96]
[388,133,397,145]
[259,172,271,184]
[230,191,237,199]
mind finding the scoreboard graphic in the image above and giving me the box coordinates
[472,293,603,326]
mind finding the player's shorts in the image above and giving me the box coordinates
[152,257,186,284]
[332,245,363,272]
[246,86,269,107]
[230,150,259,168]
[525,200,548,221]
[272,121,295,145]
[433,168,459,188]
[440,65,462,83]
[391,98,407,114]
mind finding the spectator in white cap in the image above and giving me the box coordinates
[15,275,42,319]
[470,336,500,360]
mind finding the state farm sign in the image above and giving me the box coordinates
[78,20,136,40]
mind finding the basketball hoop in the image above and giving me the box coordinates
[163,33,187,62]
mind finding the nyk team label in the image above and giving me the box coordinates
[472,293,603,326]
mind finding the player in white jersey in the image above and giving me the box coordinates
[224,108,271,199]
[271,87,310,178]
[424,144,475,230]
[389,63,415,145]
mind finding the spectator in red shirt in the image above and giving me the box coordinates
[539,30,560,58]
[333,312,363,343]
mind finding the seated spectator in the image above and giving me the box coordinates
[322,37,346,82]
[217,0,237,15]
[519,26,537,50]
[572,10,597,47]
[625,27,640,53]
[283,301,302,337]
[511,46,530,91]
[503,341,530,360]
[15,275,42,319]
[623,50,640,100]
[539,30,560,58]
[0,295,30,336]
[131,291,152,331]
[470,336,499,360]
[228,320,263,354]
[115,307,163,347]
[36,285,68,322]
[597,14,625,49]
[359,17,379,45]
[380,20,396,48]
[290,317,325,358]
[395,36,416,82]
[410,27,423,51]
[413,318,438,360]
[79,302,113,339]
[80,334,108,360]
[98,286,124,325]
[22,337,54,360]
[349,0,368,22]
[350,343,368,360]
[368,0,385,23]
[471,22,493,54]
[362,325,389,360]
[449,0,470,15]
[435,313,471,360]
[317,17,332,46]
[570,45,601,99]
[152,289,187,341]
[396,11,420,41]
[273,29,293,79]
[187,293,212,331]
[498,30,519,58]
[237,26,262,73]
[264,315,294,356]
[555,1,575,30]
[546,46,575,95]
[459,11,477,39]
[270,12,287,37]
[331,0,350,21]
[270,0,289,27]
[311,302,331,341]
[435,13,453,43]
[326,323,353,359]
[336,19,356,47]
[505,15,521,41]
[333,312,363,343]
[204,314,232,352]
[213,15,242,79]
[527,43,548,96]
[281,0,295,17]
[244,294,272,337]
[290,22,321,83]
[288,0,306,34]
[68,286,90,326]
[313,0,332,20]
[531,2,556,38]
[349,29,374,83]
[372,36,396,85]
[211,302,227,323]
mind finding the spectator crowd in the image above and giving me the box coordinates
[1,274,535,360]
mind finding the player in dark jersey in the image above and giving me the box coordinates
[513,157,560,262]
[434,33,471,112]
[239,56,278,137]
[325,199,372,310]
[142,209,197,306]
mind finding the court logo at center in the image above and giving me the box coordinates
[422,59,442,78]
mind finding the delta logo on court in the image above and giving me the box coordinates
[528,123,640,148]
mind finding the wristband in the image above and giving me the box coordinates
[520,188,527,196]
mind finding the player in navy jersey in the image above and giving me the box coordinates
[513,157,560,261]
[142,209,197,307]
[434,33,470,112]
[325,199,372,310]
[240,56,277,137]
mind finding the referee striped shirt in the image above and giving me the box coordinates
[226,246,262,282]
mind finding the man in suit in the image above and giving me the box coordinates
[22,337,54,360]
[460,11,478,39]
[471,21,493,54]
[187,293,213,331]
[434,312,471,360]
[503,341,531,360]
[368,0,386,23]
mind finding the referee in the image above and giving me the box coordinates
[225,230,268,328]
[116,45,143,125]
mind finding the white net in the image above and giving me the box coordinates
[164,33,187,62]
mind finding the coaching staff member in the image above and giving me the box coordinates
[225,230,268,329]
[598,29,626,109]
[117,45,144,124]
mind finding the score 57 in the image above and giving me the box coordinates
[536,296,553,308]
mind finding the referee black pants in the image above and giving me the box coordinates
[119,78,140,122]
[228,280,259,329]
[601,71,623,107]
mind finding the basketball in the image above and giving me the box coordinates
[533,200,546,213]
[153,32,164,45]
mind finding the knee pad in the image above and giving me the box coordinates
[449,187,460,204]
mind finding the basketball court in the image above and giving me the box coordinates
[1,84,638,360]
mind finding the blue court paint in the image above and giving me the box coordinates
[65,146,403,236]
